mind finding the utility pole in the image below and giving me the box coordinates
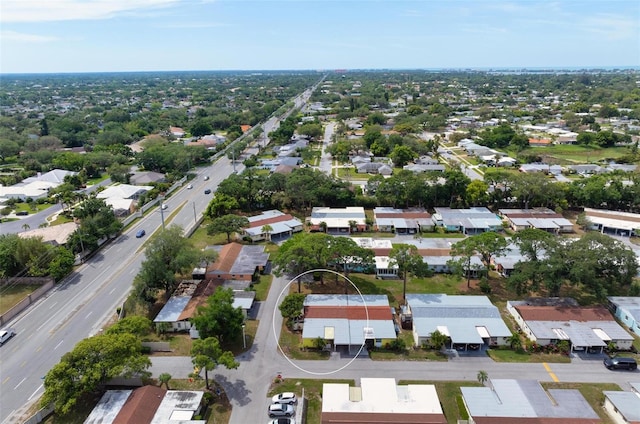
[232,149,236,173]
[192,201,197,224]
[159,198,165,230]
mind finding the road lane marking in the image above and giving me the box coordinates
[109,287,116,295]
[86,311,93,319]
[49,302,57,309]
[28,384,43,401]
[13,378,26,390]
[21,360,26,368]
[543,362,559,382]
[2,376,9,384]
[54,340,64,350]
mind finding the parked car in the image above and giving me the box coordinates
[604,356,637,370]
[204,189,212,195]
[272,392,297,405]
[15,211,28,216]
[136,229,146,238]
[0,328,16,346]
[268,418,294,424]
[268,403,294,418]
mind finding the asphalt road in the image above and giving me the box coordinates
[0,89,302,423]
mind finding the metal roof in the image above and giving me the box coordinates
[153,297,191,322]
[461,379,599,419]
[604,391,640,422]
[302,318,396,345]
[305,294,390,307]
[84,390,132,424]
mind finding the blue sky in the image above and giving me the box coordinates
[1,0,639,74]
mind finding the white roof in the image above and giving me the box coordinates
[151,391,204,424]
[102,197,134,211]
[97,184,152,199]
[84,390,132,424]
[322,378,443,415]
[584,208,640,232]
[309,207,366,228]
[352,238,393,249]
[18,222,79,245]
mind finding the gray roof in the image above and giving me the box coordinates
[461,379,598,419]
[608,296,640,323]
[604,390,640,421]
[433,207,502,229]
[526,320,633,346]
[244,218,302,236]
[407,294,511,343]
[232,291,255,310]
[304,294,390,307]
[151,390,204,423]
[302,318,396,345]
[84,390,132,424]
[153,296,191,323]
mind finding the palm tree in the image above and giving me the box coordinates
[507,333,522,351]
[22,223,30,231]
[429,329,448,350]
[477,370,488,386]
[158,373,172,389]
[261,224,273,242]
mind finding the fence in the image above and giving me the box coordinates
[0,278,54,326]
[22,404,54,424]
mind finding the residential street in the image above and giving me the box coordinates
[148,273,640,424]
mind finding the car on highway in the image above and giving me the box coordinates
[268,418,294,424]
[268,403,294,418]
[204,189,212,195]
[604,356,637,370]
[135,229,146,238]
[272,392,297,405]
[204,176,210,180]
[187,184,193,189]
[0,328,16,346]
[161,204,168,210]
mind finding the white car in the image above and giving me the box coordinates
[268,403,294,418]
[0,328,16,346]
[271,392,297,405]
[187,184,193,189]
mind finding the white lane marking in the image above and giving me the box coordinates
[28,384,43,401]
[49,302,57,309]
[54,340,64,350]
[85,311,93,319]
[13,378,26,390]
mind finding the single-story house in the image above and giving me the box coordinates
[322,378,446,424]
[169,126,185,137]
[507,299,634,352]
[403,163,446,173]
[567,164,604,175]
[153,279,255,332]
[519,163,563,174]
[583,208,640,237]
[97,184,152,200]
[243,210,303,242]
[491,244,528,277]
[302,294,396,353]
[18,221,79,246]
[528,138,552,147]
[603,383,640,424]
[496,156,517,167]
[85,386,205,424]
[21,169,77,185]
[432,207,503,234]
[406,294,511,350]
[499,208,574,234]
[461,379,600,424]
[129,171,166,185]
[308,206,367,234]
[356,162,393,175]
[0,169,77,200]
[373,207,432,234]
[608,296,640,335]
[204,243,269,284]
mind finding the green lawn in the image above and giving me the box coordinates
[13,202,54,214]
[251,274,272,301]
[0,284,41,314]
[486,348,571,363]
[278,320,330,360]
[525,144,632,164]
[85,174,110,185]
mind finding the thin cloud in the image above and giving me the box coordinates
[0,0,182,23]
[581,14,637,40]
[157,22,228,29]
[0,30,59,42]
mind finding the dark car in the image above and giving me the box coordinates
[204,189,212,195]
[136,229,146,238]
[604,356,637,370]
[16,211,28,216]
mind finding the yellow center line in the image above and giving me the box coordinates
[2,376,9,385]
[543,362,559,382]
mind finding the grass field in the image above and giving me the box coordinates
[525,144,632,164]
[0,284,41,314]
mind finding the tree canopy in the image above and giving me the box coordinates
[191,287,245,343]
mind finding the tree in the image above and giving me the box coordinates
[272,232,333,291]
[261,224,273,241]
[133,225,199,301]
[465,180,489,206]
[191,337,238,390]
[106,316,152,337]
[389,145,417,167]
[327,236,374,279]
[206,214,249,243]
[191,287,244,343]
[279,293,305,321]
[47,247,75,281]
[448,240,481,288]
[205,193,240,219]
[429,329,448,350]
[477,370,488,385]
[507,333,522,351]
[158,373,172,390]
[389,244,425,302]
[41,333,150,414]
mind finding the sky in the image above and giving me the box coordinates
[1,0,639,74]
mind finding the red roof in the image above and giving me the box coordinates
[305,306,392,320]
[249,214,295,229]
[514,306,614,322]
[113,385,166,424]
